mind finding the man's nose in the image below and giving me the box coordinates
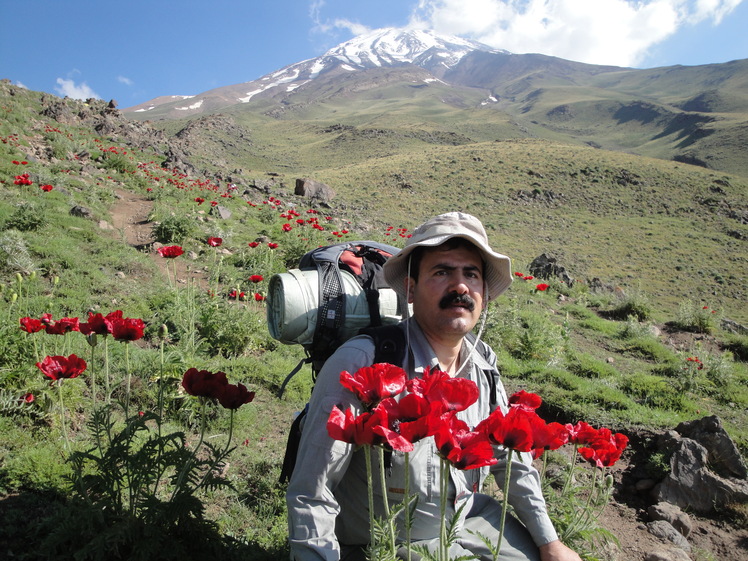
[451,274,470,294]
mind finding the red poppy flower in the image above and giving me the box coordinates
[578,430,628,468]
[108,317,146,341]
[182,368,229,399]
[194,197,205,204]
[19,392,34,404]
[339,362,407,409]
[249,274,264,283]
[254,292,265,301]
[514,272,525,277]
[40,184,54,192]
[19,316,44,333]
[217,382,255,409]
[44,316,80,335]
[207,237,222,247]
[565,421,600,445]
[157,245,184,258]
[508,390,542,411]
[281,223,292,232]
[248,241,260,248]
[392,392,435,443]
[267,242,278,249]
[535,283,550,292]
[79,312,110,336]
[523,275,534,280]
[529,418,569,458]
[405,366,479,414]
[327,404,412,451]
[36,354,87,381]
[477,407,536,452]
[433,414,497,470]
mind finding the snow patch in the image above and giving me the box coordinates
[134,106,155,112]
[175,99,204,110]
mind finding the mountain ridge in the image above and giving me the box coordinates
[122,27,748,177]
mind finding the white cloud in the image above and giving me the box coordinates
[54,78,100,100]
[309,1,370,36]
[409,0,745,66]
[14,81,28,89]
[117,75,134,86]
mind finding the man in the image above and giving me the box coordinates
[287,212,581,561]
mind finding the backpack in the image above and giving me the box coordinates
[266,240,407,397]
[278,323,407,484]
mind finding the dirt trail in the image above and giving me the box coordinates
[108,189,209,290]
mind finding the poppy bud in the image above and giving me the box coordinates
[10,293,18,303]
[158,324,169,339]
[53,276,60,286]
[15,273,23,285]
[86,333,98,347]
[29,271,36,281]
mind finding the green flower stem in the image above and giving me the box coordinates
[495,448,514,561]
[563,466,600,541]
[440,457,448,561]
[562,446,579,496]
[171,399,207,502]
[364,446,376,557]
[123,342,131,419]
[378,447,396,554]
[89,343,97,412]
[103,336,111,404]
[404,451,412,561]
[57,380,70,451]
[195,410,236,493]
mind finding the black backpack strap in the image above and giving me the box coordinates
[360,323,407,366]
[279,404,308,484]
[466,334,500,408]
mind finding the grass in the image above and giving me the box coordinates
[0,81,746,560]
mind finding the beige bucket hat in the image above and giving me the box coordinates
[383,212,512,301]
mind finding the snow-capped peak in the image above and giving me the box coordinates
[324,27,502,69]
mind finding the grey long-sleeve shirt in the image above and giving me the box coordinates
[286,318,558,561]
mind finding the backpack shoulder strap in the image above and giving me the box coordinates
[360,323,407,367]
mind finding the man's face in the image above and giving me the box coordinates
[406,243,485,341]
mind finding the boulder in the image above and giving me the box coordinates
[295,178,335,203]
[655,425,748,513]
[528,253,574,285]
[646,520,690,552]
[676,415,747,478]
[647,502,692,538]
[644,546,691,561]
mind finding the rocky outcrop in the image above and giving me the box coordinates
[294,178,335,203]
[528,253,574,285]
[655,416,748,513]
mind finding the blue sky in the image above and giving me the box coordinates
[1,0,745,108]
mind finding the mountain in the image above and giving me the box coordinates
[123,27,748,177]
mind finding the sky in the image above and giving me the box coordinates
[1,0,746,108]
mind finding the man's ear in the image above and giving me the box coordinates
[404,277,415,304]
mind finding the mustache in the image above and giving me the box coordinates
[439,292,475,311]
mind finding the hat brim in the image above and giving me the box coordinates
[383,232,512,301]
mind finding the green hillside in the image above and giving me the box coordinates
[0,81,746,560]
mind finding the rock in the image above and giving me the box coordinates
[98,220,114,230]
[644,546,691,561]
[114,271,126,279]
[655,429,748,513]
[528,253,574,285]
[70,205,93,219]
[295,178,335,202]
[646,520,691,552]
[648,502,692,537]
[676,416,747,479]
[210,205,232,220]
